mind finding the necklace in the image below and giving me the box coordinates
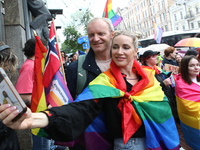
[126,77,138,80]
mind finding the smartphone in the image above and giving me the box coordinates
[0,68,27,122]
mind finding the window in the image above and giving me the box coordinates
[196,5,199,14]
[191,23,194,29]
[162,1,164,8]
[180,11,183,19]
[160,15,162,22]
[158,2,161,10]
[176,27,179,30]
[174,14,177,21]
[165,25,168,31]
[198,21,200,28]
[182,25,185,31]
[163,13,166,20]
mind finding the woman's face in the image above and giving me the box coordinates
[112,35,137,68]
[146,55,158,66]
[175,55,182,63]
[188,58,200,78]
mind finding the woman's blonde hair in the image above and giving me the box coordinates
[111,31,139,49]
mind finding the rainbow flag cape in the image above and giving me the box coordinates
[31,35,48,137]
[102,0,122,27]
[153,21,163,44]
[175,74,200,149]
[55,60,179,149]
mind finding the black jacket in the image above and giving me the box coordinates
[65,48,102,99]
[0,121,20,150]
[154,72,178,120]
[162,57,178,67]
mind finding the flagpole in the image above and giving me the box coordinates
[52,18,67,84]
[33,30,37,37]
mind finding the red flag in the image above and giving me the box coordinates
[31,36,47,112]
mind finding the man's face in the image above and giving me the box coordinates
[170,51,176,59]
[87,19,113,54]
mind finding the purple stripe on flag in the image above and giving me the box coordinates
[111,14,123,27]
[54,70,73,103]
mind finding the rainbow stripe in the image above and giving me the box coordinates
[31,36,48,137]
[103,0,122,27]
[175,75,200,149]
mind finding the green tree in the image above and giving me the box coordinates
[71,8,94,34]
[63,26,82,53]
[61,9,94,53]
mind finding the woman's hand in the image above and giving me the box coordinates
[163,78,172,86]
[0,104,49,130]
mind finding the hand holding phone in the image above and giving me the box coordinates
[0,68,27,122]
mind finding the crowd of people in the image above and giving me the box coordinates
[0,17,200,150]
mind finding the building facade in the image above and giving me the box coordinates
[115,0,200,40]
[169,0,200,31]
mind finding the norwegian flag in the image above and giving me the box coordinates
[43,22,60,88]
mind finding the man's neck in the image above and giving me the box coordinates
[94,50,111,61]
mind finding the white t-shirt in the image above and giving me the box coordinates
[96,58,112,72]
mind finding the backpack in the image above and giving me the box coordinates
[76,55,87,95]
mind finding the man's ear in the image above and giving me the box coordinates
[111,31,115,38]
[136,48,139,52]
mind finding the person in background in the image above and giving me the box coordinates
[184,48,199,57]
[0,41,20,150]
[141,50,178,121]
[71,53,78,62]
[175,54,182,66]
[63,54,71,71]
[0,31,180,150]
[162,46,178,71]
[175,55,200,149]
[15,38,51,150]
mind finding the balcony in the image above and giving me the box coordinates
[185,11,195,20]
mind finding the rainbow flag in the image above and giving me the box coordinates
[103,0,122,27]
[31,35,48,137]
[175,74,200,149]
[153,21,163,44]
[53,60,179,149]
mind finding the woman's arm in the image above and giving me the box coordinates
[0,99,103,142]
[0,104,48,130]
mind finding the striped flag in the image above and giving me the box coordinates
[175,74,200,149]
[43,22,60,88]
[44,22,73,107]
[153,21,163,44]
[103,0,122,27]
[31,35,48,137]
